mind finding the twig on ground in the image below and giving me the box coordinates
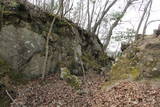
[5,90,16,104]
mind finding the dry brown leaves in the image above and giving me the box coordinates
[89,81,160,107]
[11,73,160,107]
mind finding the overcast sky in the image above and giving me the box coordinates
[108,0,160,53]
[122,0,160,34]
[145,0,160,34]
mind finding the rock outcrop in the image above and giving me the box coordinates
[0,0,110,82]
[109,35,160,82]
[0,1,112,104]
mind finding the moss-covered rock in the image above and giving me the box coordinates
[60,67,82,89]
[108,35,160,84]
[82,52,101,71]
[81,52,113,76]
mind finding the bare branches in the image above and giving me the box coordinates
[135,0,152,38]
[103,0,135,50]
[87,0,91,31]
[64,2,73,17]
[92,0,118,33]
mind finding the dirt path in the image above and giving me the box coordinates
[11,73,160,107]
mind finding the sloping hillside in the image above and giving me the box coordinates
[0,0,111,106]
[0,0,160,107]
[8,34,160,107]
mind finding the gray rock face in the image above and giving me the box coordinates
[23,54,44,77]
[0,25,45,73]
[0,24,103,78]
[0,1,104,78]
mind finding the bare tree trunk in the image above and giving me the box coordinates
[64,3,73,17]
[135,0,151,39]
[94,7,102,27]
[51,0,55,11]
[42,4,61,80]
[77,5,81,26]
[138,0,145,10]
[43,0,46,10]
[92,0,117,33]
[142,0,152,35]
[36,0,38,5]
[79,0,84,26]
[88,1,96,32]
[94,0,108,27]
[64,0,71,16]
[96,24,101,35]
[82,11,88,28]
[87,0,91,31]
[59,0,64,18]
[103,0,134,50]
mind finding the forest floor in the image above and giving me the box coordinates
[11,72,160,107]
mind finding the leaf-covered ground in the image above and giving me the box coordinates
[11,73,160,107]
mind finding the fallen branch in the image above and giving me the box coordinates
[5,90,16,104]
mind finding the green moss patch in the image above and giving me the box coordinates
[60,67,82,90]
[106,39,160,88]
[107,47,142,87]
